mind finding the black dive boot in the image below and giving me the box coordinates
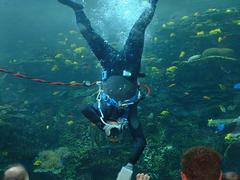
[58,0,91,29]
[58,0,83,11]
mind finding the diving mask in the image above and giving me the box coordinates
[103,118,128,137]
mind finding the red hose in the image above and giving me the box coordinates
[0,68,95,87]
[140,83,151,96]
[0,68,150,93]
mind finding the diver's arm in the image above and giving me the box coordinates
[128,131,147,165]
[117,106,146,180]
[58,0,119,66]
[116,127,146,180]
[128,106,147,165]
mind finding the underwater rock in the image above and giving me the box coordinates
[176,52,240,84]
[202,48,236,59]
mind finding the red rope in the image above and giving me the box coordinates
[0,68,96,87]
[0,68,150,94]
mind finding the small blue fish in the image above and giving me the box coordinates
[234,83,240,89]
[216,124,225,132]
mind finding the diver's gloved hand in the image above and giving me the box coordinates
[116,163,133,180]
[103,124,111,136]
[136,173,150,180]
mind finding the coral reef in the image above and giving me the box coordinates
[34,147,70,175]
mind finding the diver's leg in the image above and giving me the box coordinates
[122,1,158,68]
[75,11,120,62]
[58,0,119,63]
[127,105,147,165]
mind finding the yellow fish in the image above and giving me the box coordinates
[181,16,189,20]
[34,160,42,166]
[72,61,79,65]
[67,120,74,126]
[219,105,226,113]
[203,96,211,100]
[51,65,59,72]
[166,21,175,26]
[209,28,222,35]
[69,30,78,35]
[225,9,232,13]
[52,91,60,96]
[166,66,178,73]
[179,51,186,59]
[55,53,63,59]
[154,37,159,42]
[168,84,176,88]
[207,118,214,127]
[69,81,77,85]
[170,33,176,38]
[196,31,205,36]
[96,63,101,69]
[218,84,226,90]
[74,47,87,55]
[65,59,74,65]
[162,24,167,28]
[232,19,240,25]
[160,110,170,116]
[224,133,233,141]
[194,12,200,16]
[151,67,160,73]
[207,9,217,12]
[217,37,223,43]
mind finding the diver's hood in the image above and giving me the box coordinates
[102,76,138,101]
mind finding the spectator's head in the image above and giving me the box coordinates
[181,146,222,180]
[4,164,29,180]
[223,172,240,180]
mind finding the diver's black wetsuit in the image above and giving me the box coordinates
[59,0,158,165]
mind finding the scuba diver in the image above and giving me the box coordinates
[209,116,240,172]
[58,0,159,179]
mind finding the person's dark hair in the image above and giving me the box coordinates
[181,146,222,180]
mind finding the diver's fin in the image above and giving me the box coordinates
[58,0,83,11]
